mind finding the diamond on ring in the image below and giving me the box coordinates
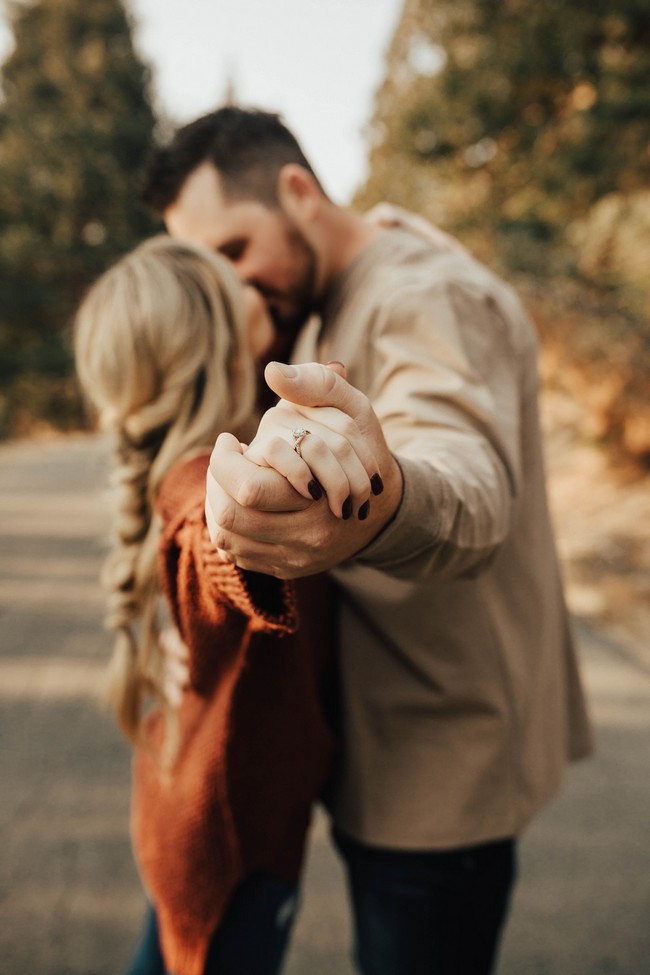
[292,427,310,458]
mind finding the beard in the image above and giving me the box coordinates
[267,222,319,340]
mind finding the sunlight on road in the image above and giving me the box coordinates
[583,643,650,730]
[0,657,107,701]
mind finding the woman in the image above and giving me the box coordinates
[74,236,376,975]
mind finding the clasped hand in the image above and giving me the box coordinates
[205,361,403,578]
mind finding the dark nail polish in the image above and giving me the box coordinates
[308,479,323,501]
[370,474,384,496]
[358,500,370,521]
[342,496,352,520]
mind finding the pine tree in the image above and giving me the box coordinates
[357,0,650,273]
[357,0,650,461]
[0,0,159,433]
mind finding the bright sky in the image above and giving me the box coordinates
[0,0,403,203]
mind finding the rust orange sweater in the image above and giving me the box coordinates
[131,453,335,975]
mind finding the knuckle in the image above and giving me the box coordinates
[318,363,338,394]
[267,435,289,461]
[270,545,311,579]
[219,549,237,565]
[236,474,265,509]
[279,558,304,580]
[212,492,236,532]
[213,431,232,457]
[309,437,330,460]
[258,406,281,431]
[336,415,358,441]
[276,404,297,421]
[307,523,329,550]
[213,529,230,551]
[330,433,355,460]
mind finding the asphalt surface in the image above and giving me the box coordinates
[0,433,648,975]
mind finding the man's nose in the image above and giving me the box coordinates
[240,272,270,303]
[220,255,269,302]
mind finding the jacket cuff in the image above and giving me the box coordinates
[355,455,445,570]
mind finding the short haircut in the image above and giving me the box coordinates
[141,106,326,212]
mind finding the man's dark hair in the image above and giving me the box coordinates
[141,106,326,213]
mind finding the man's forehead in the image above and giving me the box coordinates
[164,162,258,247]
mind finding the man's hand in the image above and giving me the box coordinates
[244,364,380,519]
[205,362,403,578]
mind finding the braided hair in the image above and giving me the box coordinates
[74,236,256,743]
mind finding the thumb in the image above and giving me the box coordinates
[325,360,347,380]
[264,361,360,415]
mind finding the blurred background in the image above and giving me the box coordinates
[0,0,649,972]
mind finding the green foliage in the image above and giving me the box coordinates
[358,0,650,264]
[357,0,650,460]
[0,0,160,435]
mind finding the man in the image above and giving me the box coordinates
[142,106,593,974]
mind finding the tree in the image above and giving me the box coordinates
[357,0,650,273]
[357,0,650,461]
[0,0,160,434]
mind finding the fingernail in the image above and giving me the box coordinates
[326,360,345,369]
[342,496,352,520]
[358,500,370,521]
[270,361,297,378]
[308,479,323,501]
[370,474,384,496]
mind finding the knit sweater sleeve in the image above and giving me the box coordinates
[156,452,298,695]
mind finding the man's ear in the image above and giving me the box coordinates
[277,164,322,224]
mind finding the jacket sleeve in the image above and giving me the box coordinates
[354,270,538,580]
[157,453,298,694]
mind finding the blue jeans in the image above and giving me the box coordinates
[124,872,299,975]
[333,829,516,975]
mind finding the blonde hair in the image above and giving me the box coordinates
[74,235,256,745]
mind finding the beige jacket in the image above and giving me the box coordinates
[295,206,594,849]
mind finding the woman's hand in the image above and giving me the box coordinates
[244,364,383,520]
[205,362,403,577]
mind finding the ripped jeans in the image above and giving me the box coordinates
[125,872,299,975]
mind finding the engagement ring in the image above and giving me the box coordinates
[292,427,310,458]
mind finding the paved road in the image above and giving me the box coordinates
[0,434,648,975]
